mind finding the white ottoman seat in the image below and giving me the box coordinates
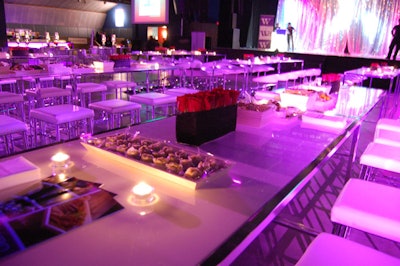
[54,75,72,88]
[75,83,107,107]
[374,118,400,147]
[129,92,176,120]
[331,178,400,243]
[103,80,138,99]
[26,87,72,109]
[296,233,400,266]
[89,99,141,129]
[359,142,400,180]
[0,78,18,93]
[0,115,28,154]
[30,104,94,144]
[164,88,199,96]
[0,91,25,121]
[252,74,278,90]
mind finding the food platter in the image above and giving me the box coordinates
[81,133,231,190]
[237,102,277,127]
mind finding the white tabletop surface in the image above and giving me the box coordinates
[0,85,385,265]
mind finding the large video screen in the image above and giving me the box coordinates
[131,0,169,24]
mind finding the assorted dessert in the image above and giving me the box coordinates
[238,91,280,112]
[237,101,279,113]
[283,88,317,96]
[86,133,229,181]
[10,63,45,71]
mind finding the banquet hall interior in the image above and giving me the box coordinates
[1,0,400,265]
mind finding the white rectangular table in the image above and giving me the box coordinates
[0,86,385,265]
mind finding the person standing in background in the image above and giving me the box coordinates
[386,19,400,60]
[286,22,295,51]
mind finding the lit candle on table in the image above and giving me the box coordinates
[132,182,154,202]
[50,152,71,176]
[51,152,70,165]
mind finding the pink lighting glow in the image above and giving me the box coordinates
[276,0,400,57]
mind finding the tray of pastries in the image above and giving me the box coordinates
[81,133,231,189]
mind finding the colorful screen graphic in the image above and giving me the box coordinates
[131,0,169,24]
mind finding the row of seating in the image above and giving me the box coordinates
[297,118,400,265]
[0,89,181,154]
[252,68,322,90]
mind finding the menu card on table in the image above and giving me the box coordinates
[0,175,124,259]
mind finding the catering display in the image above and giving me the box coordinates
[301,111,347,132]
[82,132,231,190]
[0,175,123,259]
[280,87,337,112]
[176,88,240,146]
[236,91,279,127]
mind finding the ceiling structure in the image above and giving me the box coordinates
[4,0,131,13]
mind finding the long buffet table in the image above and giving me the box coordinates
[0,85,385,265]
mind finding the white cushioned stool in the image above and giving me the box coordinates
[296,233,400,266]
[359,142,400,180]
[252,74,278,91]
[331,178,400,243]
[38,76,55,88]
[30,104,94,145]
[0,115,28,155]
[75,83,107,107]
[26,87,72,108]
[89,99,141,129]
[374,118,400,147]
[164,88,199,96]
[0,91,25,121]
[54,75,72,88]
[103,80,138,99]
[129,92,176,120]
[0,78,18,93]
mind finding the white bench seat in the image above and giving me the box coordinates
[296,233,400,266]
[0,115,28,154]
[331,178,400,243]
[129,92,176,120]
[89,99,141,129]
[30,104,94,144]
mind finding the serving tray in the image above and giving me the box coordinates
[81,133,231,190]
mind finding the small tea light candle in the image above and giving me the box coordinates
[50,152,71,176]
[51,152,70,165]
[132,182,154,203]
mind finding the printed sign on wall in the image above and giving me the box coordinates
[258,14,275,49]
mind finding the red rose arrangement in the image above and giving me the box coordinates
[109,54,131,61]
[370,62,388,70]
[177,88,240,113]
[155,46,167,53]
[322,73,342,83]
[9,47,29,51]
[9,47,29,56]
[243,53,255,60]
[109,54,131,68]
